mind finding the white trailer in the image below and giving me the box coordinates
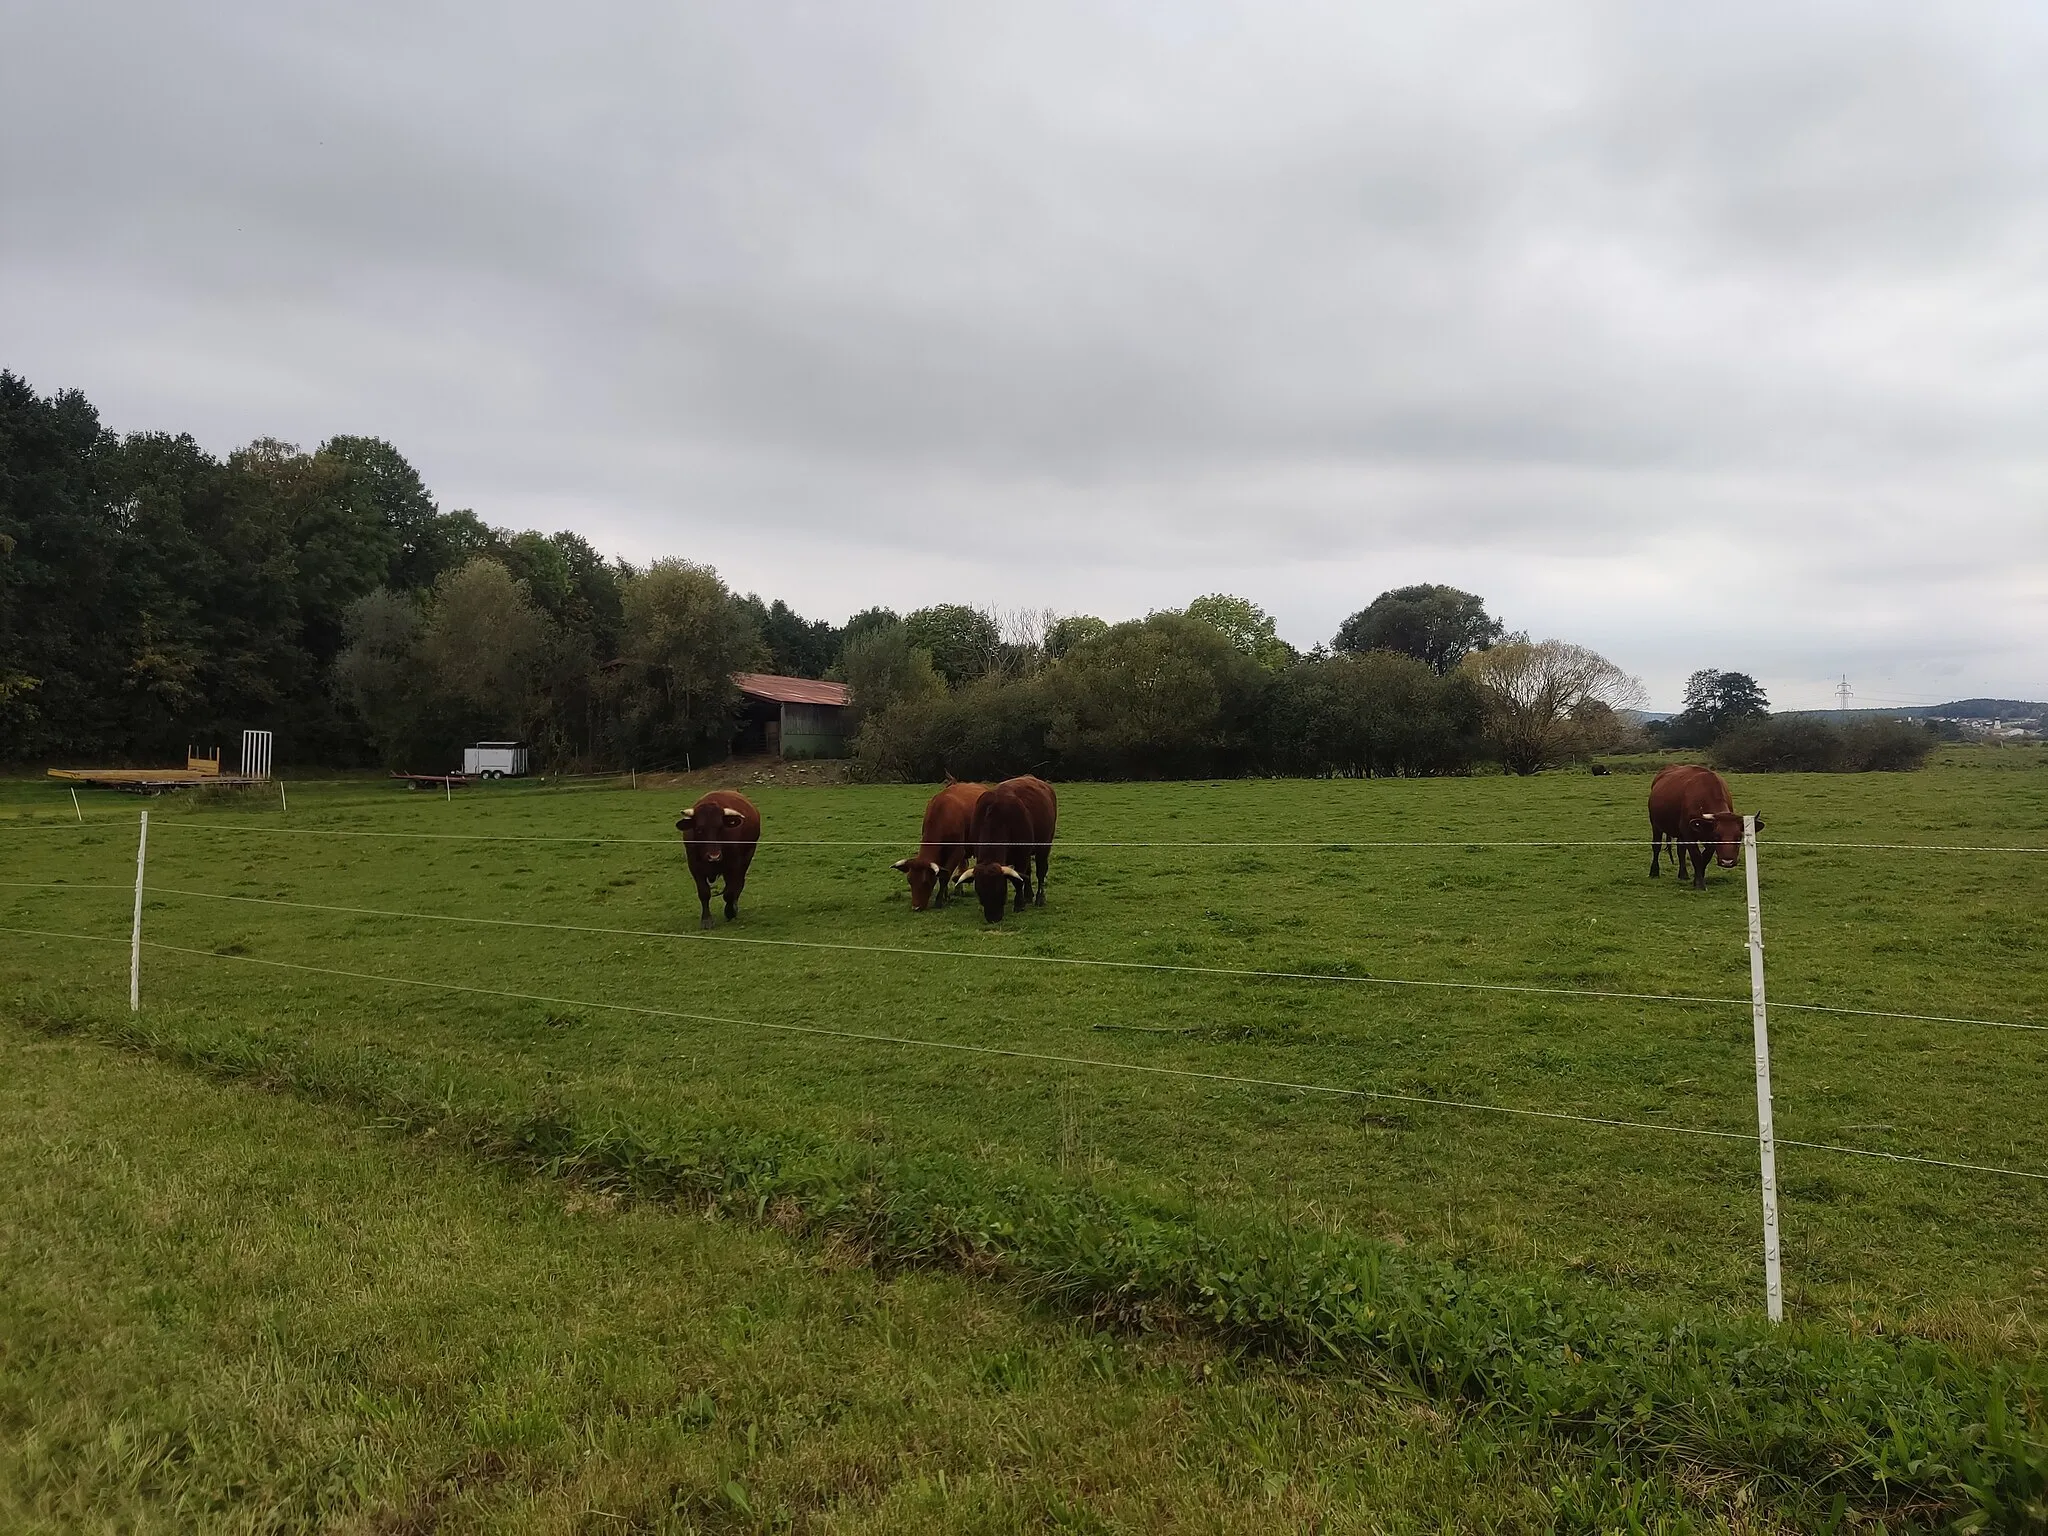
[462,742,530,779]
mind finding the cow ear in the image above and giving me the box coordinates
[675,812,693,830]
[722,807,745,826]
[1753,813,1765,832]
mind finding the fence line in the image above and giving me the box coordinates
[3,879,2039,1035]
[6,816,2045,854]
[4,919,2042,1185]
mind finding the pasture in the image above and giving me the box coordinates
[3,749,2046,1527]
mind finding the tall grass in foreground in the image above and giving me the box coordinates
[4,1026,1763,1534]
[14,995,2044,1532]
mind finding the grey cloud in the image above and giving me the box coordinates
[2,0,2043,709]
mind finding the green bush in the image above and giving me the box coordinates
[857,614,1268,782]
[852,675,1055,782]
[1041,614,1266,779]
[1844,718,1941,771]
[1713,716,1936,773]
[1261,651,1484,777]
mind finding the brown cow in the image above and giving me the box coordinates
[676,790,761,927]
[1648,764,1759,889]
[957,775,1058,923]
[893,779,986,910]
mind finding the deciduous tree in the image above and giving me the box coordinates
[1184,593,1296,670]
[1334,585,1504,674]
[904,604,1000,686]
[1462,640,1645,774]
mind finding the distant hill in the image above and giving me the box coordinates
[1774,700,2044,722]
[1920,699,2045,719]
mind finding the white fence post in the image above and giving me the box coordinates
[130,809,150,1012]
[71,788,82,822]
[1744,813,1784,1322]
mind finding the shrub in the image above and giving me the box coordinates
[1262,652,1484,777]
[853,675,1054,782]
[1040,614,1265,779]
[1842,718,1940,771]
[1713,716,1935,773]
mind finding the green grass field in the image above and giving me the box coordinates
[4,748,2046,1529]
[12,1027,1711,1533]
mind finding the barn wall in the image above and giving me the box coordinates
[778,702,849,759]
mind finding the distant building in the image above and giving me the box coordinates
[733,673,851,759]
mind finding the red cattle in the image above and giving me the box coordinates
[958,775,1058,922]
[676,790,762,927]
[1648,765,1758,889]
[892,779,986,910]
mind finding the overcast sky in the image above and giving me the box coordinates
[4,3,2043,709]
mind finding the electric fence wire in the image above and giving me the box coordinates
[3,920,2042,1185]
[0,879,2039,1035]
[3,817,2045,853]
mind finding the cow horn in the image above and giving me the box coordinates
[891,857,913,872]
[1000,864,1024,887]
[722,807,745,826]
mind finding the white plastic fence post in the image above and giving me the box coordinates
[1743,813,1783,1322]
[279,779,288,813]
[129,809,149,1012]
[71,788,82,822]
[444,775,451,804]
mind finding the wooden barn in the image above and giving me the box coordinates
[732,673,851,759]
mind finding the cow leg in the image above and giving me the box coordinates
[1650,831,1662,877]
[1033,847,1048,906]
[694,871,715,929]
[723,867,746,921]
[1691,842,1708,890]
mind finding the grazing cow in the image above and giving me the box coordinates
[676,790,761,927]
[892,779,986,910]
[1648,765,1759,890]
[958,775,1058,923]
[1590,763,1611,776]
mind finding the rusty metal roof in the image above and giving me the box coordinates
[733,672,850,707]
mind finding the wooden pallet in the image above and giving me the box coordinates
[47,768,263,794]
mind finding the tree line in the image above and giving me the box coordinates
[1646,669,1934,772]
[3,369,1760,780]
[1,372,858,770]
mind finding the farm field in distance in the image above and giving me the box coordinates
[4,749,2043,1339]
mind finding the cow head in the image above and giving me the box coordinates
[1689,810,1747,868]
[959,860,1025,922]
[677,801,746,862]
[893,856,943,910]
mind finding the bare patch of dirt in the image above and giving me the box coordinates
[634,755,854,792]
